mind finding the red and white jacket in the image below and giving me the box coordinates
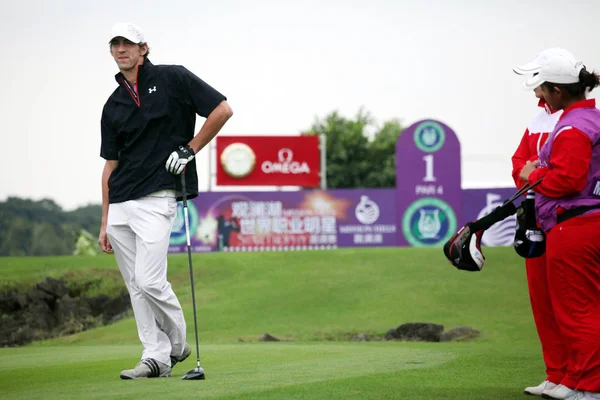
[528,99,598,199]
[511,99,563,190]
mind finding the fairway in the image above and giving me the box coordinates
[0,247,545,399]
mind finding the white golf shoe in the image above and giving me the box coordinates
[120,358,171,379]
[542,384,579,400]
[579,392,600,400]
[563,392,585,400]
[170,342,192,368]
[525,380,557,396]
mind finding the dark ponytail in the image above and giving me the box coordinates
[542,66,600,97]
[580,68,600,93]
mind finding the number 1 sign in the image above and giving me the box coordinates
[395,120,462,247]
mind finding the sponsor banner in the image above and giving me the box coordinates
[169,189,397,253]
[216,135,321,187]
[395,119,462,247]
[462,187,521,247]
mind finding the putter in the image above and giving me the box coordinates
[179,170,206,381]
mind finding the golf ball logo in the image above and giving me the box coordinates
[477,193,516,246]
[414,121,446,153]
[402,198,456,247]
[170,202,200,245]
[355,195,380,225]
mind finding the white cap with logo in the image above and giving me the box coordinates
[513,47,584,90]
[109,22,146,44]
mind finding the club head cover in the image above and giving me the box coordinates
[514,200,546,258]
[443,223,486,272]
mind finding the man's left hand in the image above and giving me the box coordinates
[166,145,195,175]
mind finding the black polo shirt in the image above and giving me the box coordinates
[100,58,226,203]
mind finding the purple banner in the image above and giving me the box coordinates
[395,119,462,247]
[169,189,397,253]
[462,187,520,246]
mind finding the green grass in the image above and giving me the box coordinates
[0,247,545,399]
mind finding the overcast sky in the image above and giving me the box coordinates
[2,0,599,210]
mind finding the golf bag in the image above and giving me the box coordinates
[443,178,543,272]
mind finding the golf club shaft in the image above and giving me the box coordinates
[504,177,543,205]
[180,171,201,369]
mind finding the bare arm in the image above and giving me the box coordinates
[99,160,118,253]
[188,101,233,154]
[101,160,118,227]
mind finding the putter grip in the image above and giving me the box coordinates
[179,172,191,246]
[180,172,186,205]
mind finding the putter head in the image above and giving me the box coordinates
[182,367,205,380]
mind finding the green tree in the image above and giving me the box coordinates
[30,223,72,256]
[365,118,403,188]
[304,108,403,188]
[66,204,103,238]
[73,229,99,256]
[0,217,32,256]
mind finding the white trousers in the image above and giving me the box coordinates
[106,190,186,366]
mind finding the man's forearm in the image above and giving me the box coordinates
[188,101,233,154]
[101,161,118,228]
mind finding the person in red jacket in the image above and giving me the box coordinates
[518,48,600,400]
[513,59,565,397]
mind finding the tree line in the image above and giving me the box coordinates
[0,109,403,256]
[0,197,102,256]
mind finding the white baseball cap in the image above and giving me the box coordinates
[513,47,584,90]
[109,22,146,44]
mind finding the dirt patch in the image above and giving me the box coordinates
[0,275,131,347]
[381,322,480,342]
[239,324,481,343]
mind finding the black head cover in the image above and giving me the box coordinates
[442,180,544,270]
[443,223,486,272]
[513,195,546,258]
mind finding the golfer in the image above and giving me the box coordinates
[518,48,600,400]
[98,22,233,379]
[512,56,567,397]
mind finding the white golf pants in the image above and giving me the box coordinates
[106,190,186,366]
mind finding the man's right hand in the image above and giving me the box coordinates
[98,229,113,253]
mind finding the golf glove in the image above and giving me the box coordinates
[166,145,195,175]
